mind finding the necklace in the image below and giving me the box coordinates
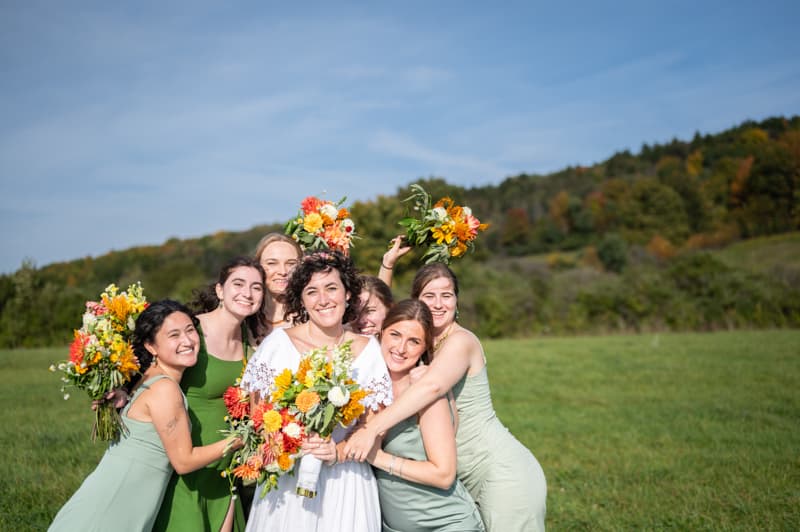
[306,321,346,350]
[433,322,456,353]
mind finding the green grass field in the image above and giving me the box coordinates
[2,330,798,531]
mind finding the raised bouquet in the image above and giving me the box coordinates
[51,283,148,442]
[399,183,488,264]
[220,386,306,498]
[284,196,357,254]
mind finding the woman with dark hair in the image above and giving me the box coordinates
[369,299,484,532]
[351,275,394,336]
[254,232,304,332]
[345,262,547,532]
[241,250,392,532]
[50,300,241,532]
[154,257,266,532]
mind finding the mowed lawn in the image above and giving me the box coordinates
[1,330,798,531]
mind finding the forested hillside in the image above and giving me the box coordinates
[2,116,799,346]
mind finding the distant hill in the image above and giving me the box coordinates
[2,116,798,346]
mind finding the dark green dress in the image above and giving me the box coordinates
[375,415,485,532]
[49,375,180,531]
[153,324,246,532]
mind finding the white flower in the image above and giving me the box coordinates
[63,393,70,400]
[283,422,302,439]
[82,312,97,329]
[320,203,338,219]
[48,364,56,372]
[463,206,472,217]
[328,386,350,407]
[432,206,448,221]
[127,316,136,331]
[341,218,355,233]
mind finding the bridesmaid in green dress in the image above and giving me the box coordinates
[153,257,268,532]
[50,300,241,531]
[345,263,547,532]
[366,299,484,532]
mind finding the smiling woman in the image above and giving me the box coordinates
[49,300,242,532]
[153,257,267,532]
[240,250,393,532]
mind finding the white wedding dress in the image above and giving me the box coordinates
[240,328,392,532]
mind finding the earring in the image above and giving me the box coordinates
[218,298,224,309]
[152,355,158,367]
[455,308,460,321]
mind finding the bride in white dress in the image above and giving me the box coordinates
[240,251,392,532]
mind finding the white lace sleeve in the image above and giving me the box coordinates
[352,337,393,411]
[362,373,392,411]
[240,330,284,396]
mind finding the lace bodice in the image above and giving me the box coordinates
[241,328,392,413]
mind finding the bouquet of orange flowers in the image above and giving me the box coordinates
[222,341,369,498]
[51,283,148,442]
[399,183,489,264]
[284,196,357,254]
[273,340,370,497]
[220,386,306,498]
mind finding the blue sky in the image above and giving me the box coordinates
[1,0,798,274]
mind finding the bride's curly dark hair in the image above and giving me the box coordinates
[284,250,362,324]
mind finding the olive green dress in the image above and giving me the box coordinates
[375,415,485,532]
[452,366,547,532]
[49,375,180,531]
[153,324,246,532]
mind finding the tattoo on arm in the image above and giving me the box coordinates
[165,417,179,434]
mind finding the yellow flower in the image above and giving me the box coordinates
[277,453,294,471]
[451,241,468,257]
[272,369,293,401]
[262,409,283,434]
[296,358,312,385]
[102,294,133,325]
[432,223,455,245]
[117,345,140,378]
[303,212,324,234]
[341,389,370,425]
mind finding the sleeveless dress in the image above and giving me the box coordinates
[49,375,183,531]
[240,328,393,532]
[375,415,485,532]
[453,366,547,532]
[153,324,246,532]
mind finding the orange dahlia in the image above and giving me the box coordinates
[295,390,320,413]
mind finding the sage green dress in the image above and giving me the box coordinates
[452,366,547,532]
[153,324,246,532]
[49,375,181,531]
[375,415,485,532]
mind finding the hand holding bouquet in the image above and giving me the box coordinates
[220,386,306,498]
[275,340,370,498]
[284,196,357,254]
[399,183,488,264]
[51,283,148,442]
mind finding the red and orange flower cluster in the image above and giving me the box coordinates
[284,196,356,254]
[53,282,148,442]
[222,386,305,492]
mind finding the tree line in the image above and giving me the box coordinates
[2,116,799,347]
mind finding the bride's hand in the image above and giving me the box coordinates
[304,433,337,464]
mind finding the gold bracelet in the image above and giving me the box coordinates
[388,454,396,475]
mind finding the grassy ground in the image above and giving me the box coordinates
[2,330,798,530]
